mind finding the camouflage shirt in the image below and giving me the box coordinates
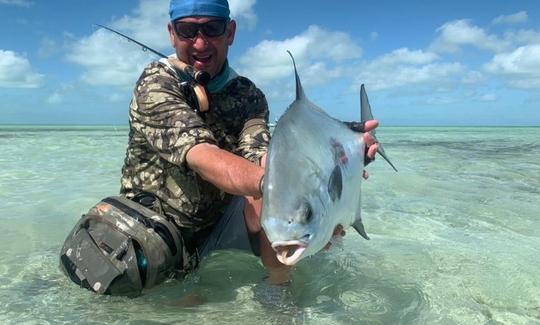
[120,60,270,230]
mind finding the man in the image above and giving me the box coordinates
[120,0,269,269]
[121,0,380,281]
[60,0,379,295]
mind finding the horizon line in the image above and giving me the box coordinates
[1,123,539,128]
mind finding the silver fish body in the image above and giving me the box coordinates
[261,52,374,265]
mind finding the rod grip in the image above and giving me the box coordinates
[168,58,210,86]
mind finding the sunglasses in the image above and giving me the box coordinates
[174,19,228,39]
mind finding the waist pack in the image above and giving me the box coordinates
[59,196,188,297]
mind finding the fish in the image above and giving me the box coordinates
[260,51,395,266]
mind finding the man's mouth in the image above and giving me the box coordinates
[192,54,212,65]
[271,240,307,266]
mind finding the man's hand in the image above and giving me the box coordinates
[345,119,379,179]
[323,224,346,250]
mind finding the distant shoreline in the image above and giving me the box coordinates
[1,124,539,128]
[0,124,540,130]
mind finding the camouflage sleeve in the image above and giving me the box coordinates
[129,62,216,168]
[234,82,271,164]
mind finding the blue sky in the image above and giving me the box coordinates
[0,0,539,125]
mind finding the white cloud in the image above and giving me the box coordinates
[0,50,44,88]
[108,93,127,103]
[426,16,540,91]
[462,71,486,84]
[67,29,152,87]
[376,48,439,66]
[492,11,528,25]
[485,45,540,75]
[46,92,63,104]
[110,0,170,50]
[479,93,497,102]
[0,0,33,7]
[422,94,461,105]
[359,62,464,91]
[352,48,464,91]
[67,0,171,87]
[229,0,257,30]
[430,19,509,53]
[237,25,362,87]
[504,29,540,46]
[45,84,74,105]
[484,45,540,89]
[506,79,540,89]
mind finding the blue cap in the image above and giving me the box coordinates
[169,0,230,21]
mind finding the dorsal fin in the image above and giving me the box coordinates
[287,50,306,100]
[360,84,374,122]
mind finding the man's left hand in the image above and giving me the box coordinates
[344,119,379,179]
[324,224,345,250]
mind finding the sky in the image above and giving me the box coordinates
[0,0,539,126]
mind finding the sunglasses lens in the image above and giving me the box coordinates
[175,22,199,38]
[202,20,227,37]
[175,20,227,38]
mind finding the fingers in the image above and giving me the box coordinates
[325,225,342,251]
[325,225,346,250]
[362,137,378,168]
[363,119,379,133]
[344,119,379,133]
[363,132,376,146]
[367,143,378,159]
[332,224,345,236]
[358,120,379,169]
[363,133,378,167]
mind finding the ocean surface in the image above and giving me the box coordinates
[0,125,538,324]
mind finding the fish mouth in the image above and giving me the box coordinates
[271,240,307,266]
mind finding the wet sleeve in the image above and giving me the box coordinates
[235,85,270,164]
[129,64,216,168]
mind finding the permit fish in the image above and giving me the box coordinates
[261,52,395,266]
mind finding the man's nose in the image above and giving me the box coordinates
[192,32,209,49]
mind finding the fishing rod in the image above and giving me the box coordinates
[95,24,210,86]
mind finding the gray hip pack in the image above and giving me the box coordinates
[59,196,188,297]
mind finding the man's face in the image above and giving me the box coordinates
[168,16,236,78]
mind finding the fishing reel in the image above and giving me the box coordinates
[168,57,210,113]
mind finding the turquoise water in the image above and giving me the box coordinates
[0,125,539,324]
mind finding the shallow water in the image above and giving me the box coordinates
[0,125,539,324]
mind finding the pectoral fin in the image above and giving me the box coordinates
[353,219,370,240]
[328,165,343,202]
